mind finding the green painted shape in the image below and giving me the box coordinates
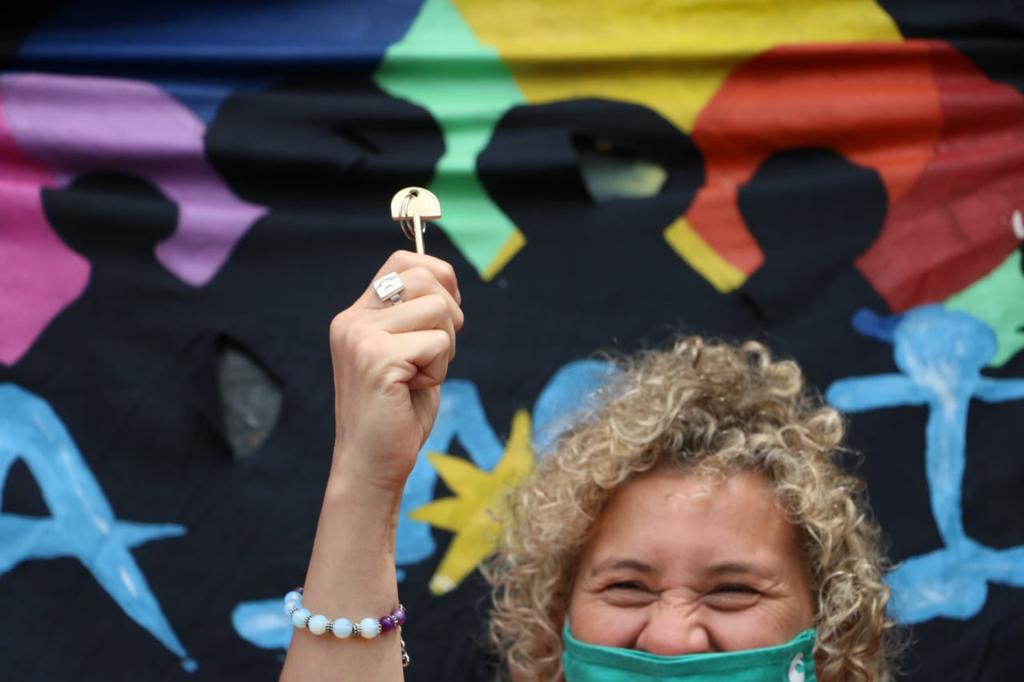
[946,249,1024,367]
[375,0,525,277]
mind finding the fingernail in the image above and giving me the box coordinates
[456,288,462,305]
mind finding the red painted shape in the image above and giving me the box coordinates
[0,93,90,366]
[688,42,942,276]
[689,40,1024,312]
[856,42,1024,311]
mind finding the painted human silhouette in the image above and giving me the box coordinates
[827,305,1024,623]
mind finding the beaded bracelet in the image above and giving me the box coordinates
[284,587,410,667]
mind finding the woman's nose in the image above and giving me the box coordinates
[634,608,713,656]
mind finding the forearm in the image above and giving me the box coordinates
[280,453,405,682]
[282,250,461,680]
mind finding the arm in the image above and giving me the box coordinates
[825,373,928,412]
[975,377,1024,403]
[280,251,463,682]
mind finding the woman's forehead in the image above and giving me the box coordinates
[604,467,782,521]
[581,468,802,572]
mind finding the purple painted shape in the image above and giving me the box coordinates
[0,73,266,286]
[0,93,90,366]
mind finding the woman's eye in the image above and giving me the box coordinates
[607,581,646,592]
[703,584,761,610]
[713,584,758,594]
[601,581,656,605]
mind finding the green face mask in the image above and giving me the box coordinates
[562,625,817,682]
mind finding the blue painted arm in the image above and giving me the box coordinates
[975,377,1024,403]
[826,374,929,412]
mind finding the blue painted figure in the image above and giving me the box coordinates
[393,359,611,574]
[0,384,195,671]
[827,305,1024,624]
[234,359,613,650]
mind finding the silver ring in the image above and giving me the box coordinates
[372,272,406,305]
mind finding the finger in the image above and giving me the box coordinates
[409,344,450,391]
[373,293,458,361]
[376,294,448,333]
[384,329,452,390]
[387,266,464,331]
[364,251,459,305]
[365,267,463,360]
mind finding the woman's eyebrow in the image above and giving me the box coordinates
[706,561,775,580]
[589,557,655,577]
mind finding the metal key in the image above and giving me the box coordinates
[391,187,441,255]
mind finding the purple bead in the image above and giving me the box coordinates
[380,616,396,632]
[391,607,406,626]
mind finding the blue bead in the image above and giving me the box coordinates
[308,614,329,635]
[359,617,381,639]
[291,608,311,628]
[332,618,353,639]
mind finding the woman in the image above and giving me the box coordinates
[280,251,897,681]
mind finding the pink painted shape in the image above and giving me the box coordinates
[0,94,90,366]
[0,73,266,287]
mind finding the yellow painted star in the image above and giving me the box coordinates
[410,409,535,595]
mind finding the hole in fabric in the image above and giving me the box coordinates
[1,459,49,517]
[572,135,667,202]
[216,337,283,459]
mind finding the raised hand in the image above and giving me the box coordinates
[281,251,463,682]
[327,250,464,495]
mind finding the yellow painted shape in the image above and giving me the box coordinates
[664,216,746,292]
[452,0,902,134]
[410,409,535,595]
[481,229,527,281]
[452,0,903,285]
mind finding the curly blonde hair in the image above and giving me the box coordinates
[486,337,897,681]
